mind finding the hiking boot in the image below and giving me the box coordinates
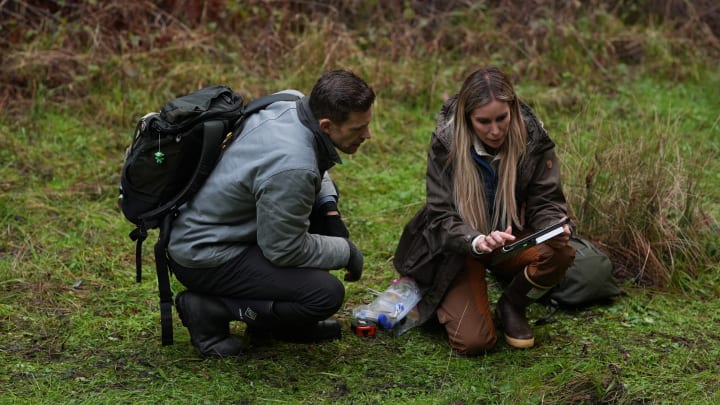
[220,297,342,344]
[175,291,246,358]
[496,267,551,349]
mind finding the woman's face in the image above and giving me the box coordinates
[469,99,510,150]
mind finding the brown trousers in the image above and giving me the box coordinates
[436,238,575,355]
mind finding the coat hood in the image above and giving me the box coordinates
[433,95,555,155]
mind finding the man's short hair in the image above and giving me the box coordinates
[309,69,375,123]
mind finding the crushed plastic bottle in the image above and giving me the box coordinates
[352,277,421,330]
[392,305,420,336]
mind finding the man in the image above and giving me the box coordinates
[167,70,375,357]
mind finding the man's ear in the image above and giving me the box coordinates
[318,118,332,133]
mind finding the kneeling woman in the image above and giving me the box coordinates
[394,66,575,354]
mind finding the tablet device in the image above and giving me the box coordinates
[502,217,571,253]
[491,218,571,264]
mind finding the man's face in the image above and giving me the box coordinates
[321,106,373,155]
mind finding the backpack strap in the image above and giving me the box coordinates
[129,215,175,345]
[229,93,301,136]
[244,92,301,115]
[153,121,229,346]
[129,226,148,282]
[155,214,175,346]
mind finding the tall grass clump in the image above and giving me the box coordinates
[562,106,708,288]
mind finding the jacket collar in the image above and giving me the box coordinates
[472,138,503,161]
[297,96,342,172]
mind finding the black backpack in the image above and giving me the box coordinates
[119,85,299,345]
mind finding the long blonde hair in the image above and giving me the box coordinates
[450,67,526,233]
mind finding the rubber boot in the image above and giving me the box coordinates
[175,291,246,358]
[220,298,342,344]
[496,267,551,349]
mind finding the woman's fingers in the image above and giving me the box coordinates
[487,229,515,248]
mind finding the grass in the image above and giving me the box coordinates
[2,1,720,403]
[546,82,713,280]
[3,275,719,404]
[2,74,719,404]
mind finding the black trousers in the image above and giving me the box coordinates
[170,192,350,325]
[171,244,345,325]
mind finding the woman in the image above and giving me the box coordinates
[394,66,575,354]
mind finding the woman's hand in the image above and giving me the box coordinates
[557,218,572,243]
[474,226,516,254]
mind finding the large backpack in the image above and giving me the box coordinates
[119,85,299,345]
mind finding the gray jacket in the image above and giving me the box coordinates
[168,91,351,270]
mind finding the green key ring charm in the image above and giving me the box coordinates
[155,133,165,164]
[154,151,165,164]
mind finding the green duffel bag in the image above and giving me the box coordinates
[548,236,623,307]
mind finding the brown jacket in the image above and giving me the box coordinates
[393,97,570,324]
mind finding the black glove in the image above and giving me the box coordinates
[308,201,349,238]
[344,240,364,282]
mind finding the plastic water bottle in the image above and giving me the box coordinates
[392,305,420,336]
[352,277,422,330]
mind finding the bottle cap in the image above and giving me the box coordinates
[378,313,393,329]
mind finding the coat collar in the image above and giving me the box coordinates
[296,96,342,172]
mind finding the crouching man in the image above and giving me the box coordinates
[168,70,375,357]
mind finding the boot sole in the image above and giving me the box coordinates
[495,306,535,349]
[504,335,535,349]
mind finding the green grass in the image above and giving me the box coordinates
[2,74,719,404]
[2,276,719,404]
[2,2,720,403]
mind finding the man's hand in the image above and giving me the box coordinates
[557,217,573,243]
[344,240,363,282]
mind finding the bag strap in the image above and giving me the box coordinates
[227,93,301,141]
[155,214,175,346]
[129,226,148,282]
[146,120,240,346]
[535,299,560,325]
[244,92,301,115]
